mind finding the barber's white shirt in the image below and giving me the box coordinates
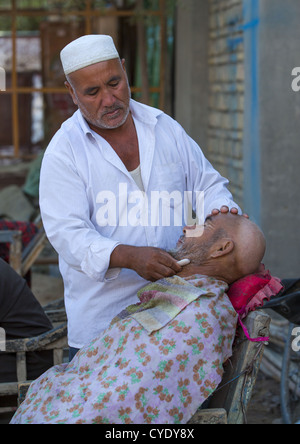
[40,99,240,348]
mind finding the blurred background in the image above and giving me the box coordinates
[0,0,299,278]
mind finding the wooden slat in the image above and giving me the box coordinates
[16,352,27,382]
[0,228,46,277]
[21,231,47,276]
[0,382,18,397]
[53,348,64,366]
[188,408,227,425]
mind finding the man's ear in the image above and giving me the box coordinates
[210,239,234,258]
[121,58,126,68]
[64,80,78,106]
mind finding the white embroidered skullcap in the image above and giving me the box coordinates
[60,34,119,76]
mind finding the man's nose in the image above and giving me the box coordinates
[183,225,196,234]
[100,88,115,107]
[183,225,204,238]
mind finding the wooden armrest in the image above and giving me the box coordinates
[188,408,227,424]
[21,229,47,276]
[5,324,68,353]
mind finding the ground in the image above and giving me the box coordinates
[31,269,64,306]
[247,372,282,424]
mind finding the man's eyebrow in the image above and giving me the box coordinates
[107,75,122,84]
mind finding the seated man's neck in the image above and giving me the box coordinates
[169,249,233,284]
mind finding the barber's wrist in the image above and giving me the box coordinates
[109,244,137,270]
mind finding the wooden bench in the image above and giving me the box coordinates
[0,324,67,416]
[0,299,67,418]
[15,311,270,424]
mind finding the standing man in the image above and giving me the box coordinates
[39,35,241,357]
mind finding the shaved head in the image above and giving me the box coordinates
[233,215,266,276]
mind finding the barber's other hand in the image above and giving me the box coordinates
[110,245,182,282]
[210,205,249,218]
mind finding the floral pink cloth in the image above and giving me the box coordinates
[11,276,237,424]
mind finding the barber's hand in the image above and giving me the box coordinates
[132,247,183,282]
[210,205,249,218]
[110,245,182,282]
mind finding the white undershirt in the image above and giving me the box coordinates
[129,164,145,192]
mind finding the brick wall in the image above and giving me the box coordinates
[206,0,245,207]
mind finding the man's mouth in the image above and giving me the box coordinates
[103,107,122,119]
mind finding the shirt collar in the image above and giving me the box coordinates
[76,109,93,136]
[76,99,163,139]
[129,99,163,126]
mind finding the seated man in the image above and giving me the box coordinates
[0,258,54,383]
[11,214,266,424]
